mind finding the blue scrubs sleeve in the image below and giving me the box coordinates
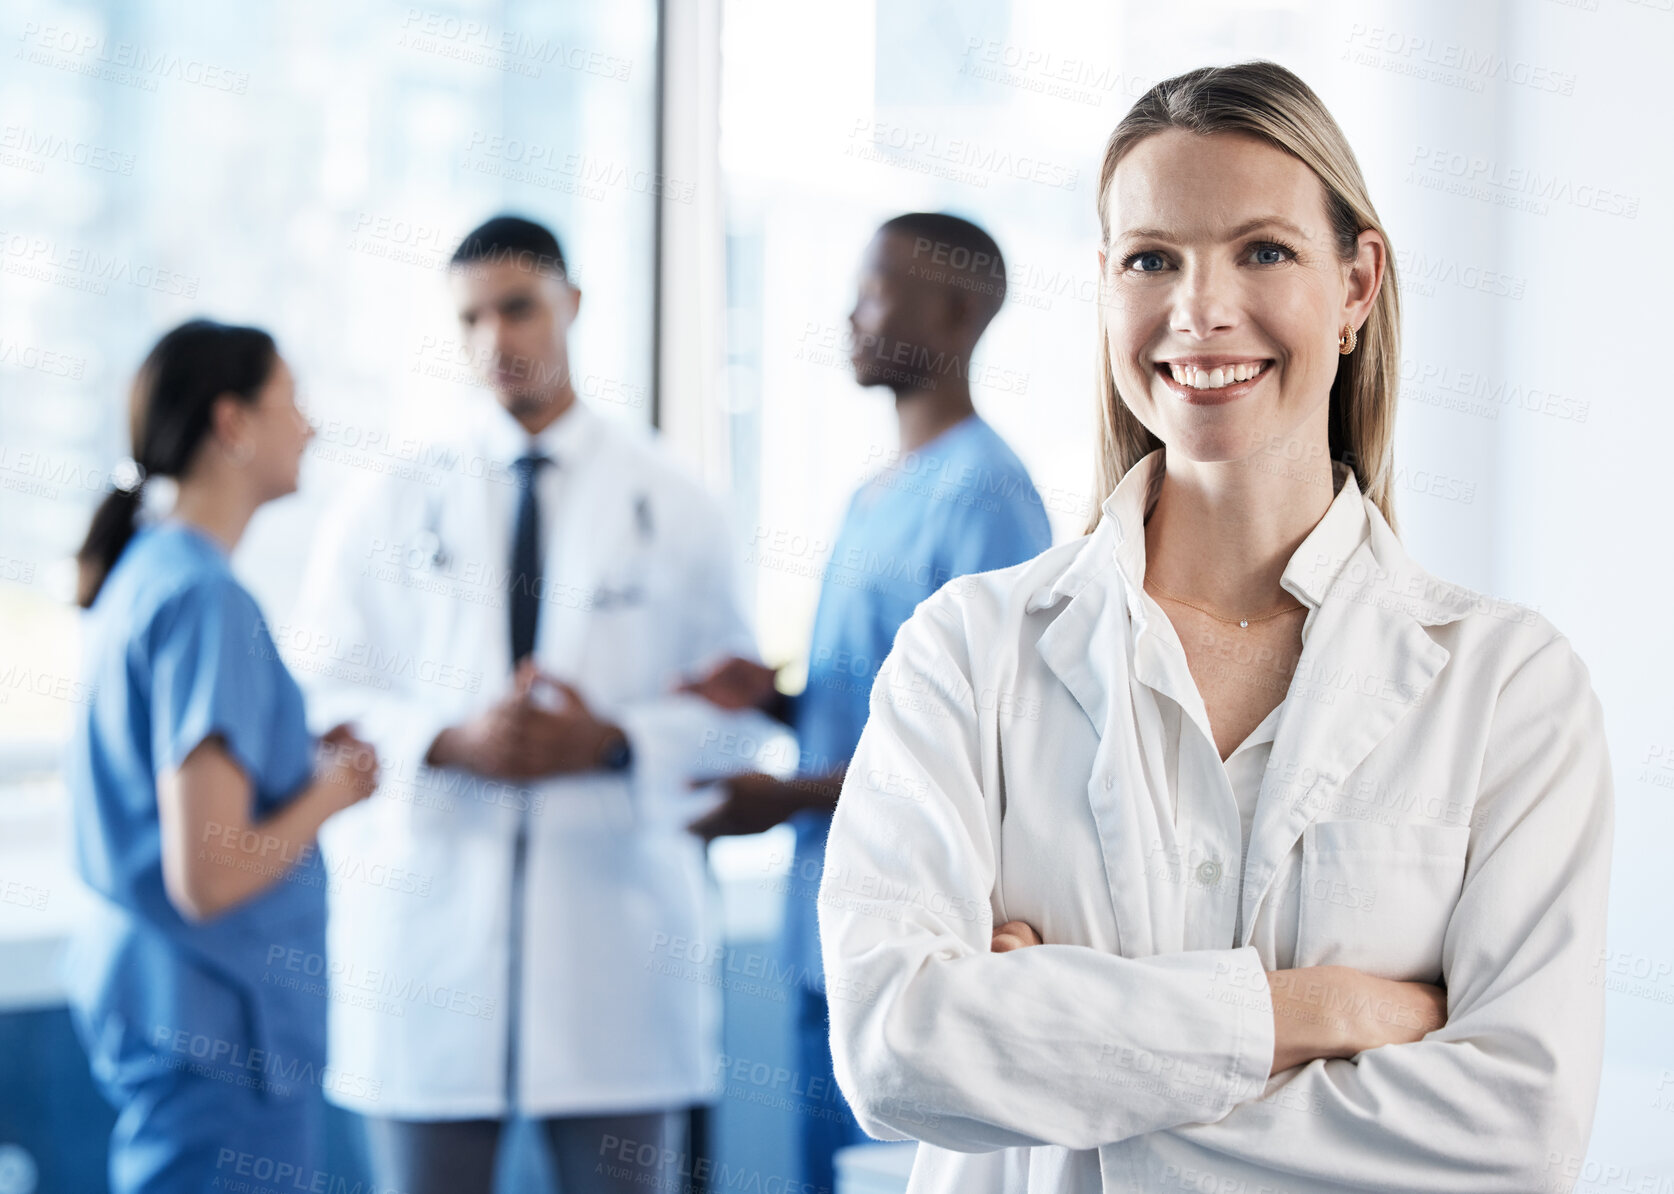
[149,576,278,787]
[940,493,1052,581]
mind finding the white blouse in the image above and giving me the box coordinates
[1119,457,1365,968]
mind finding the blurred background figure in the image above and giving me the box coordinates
[683,211,1052,1194]
[290,216,777,1194]
[63,320,379,1193]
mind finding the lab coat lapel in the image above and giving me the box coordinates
[1029,456,1156,737]
[1033,561,1117,736]
[1032,526,1165,957]
[1238,532,1452,943]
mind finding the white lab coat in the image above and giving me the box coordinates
[820,451,1613,1193]
[288,399,777,1119]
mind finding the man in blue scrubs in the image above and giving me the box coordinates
[684,213,1052,1192]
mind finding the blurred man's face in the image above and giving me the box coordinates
[449,259,581,418]
[846,231,955,391]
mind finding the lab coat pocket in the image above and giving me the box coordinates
[568,570,647,683]
[580,602,659,705]
[591,532,655,612]
[1294,821,1470,983]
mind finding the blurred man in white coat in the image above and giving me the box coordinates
[289,216,773,1194]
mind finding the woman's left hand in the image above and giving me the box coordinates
[992,920,1043,952]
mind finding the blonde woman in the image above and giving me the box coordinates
[819,62,1611,1193]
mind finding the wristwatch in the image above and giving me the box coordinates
[598,728,633,772]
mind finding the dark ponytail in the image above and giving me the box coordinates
[75,319,278,608]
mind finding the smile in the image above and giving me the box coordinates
[1153,359,1273,404]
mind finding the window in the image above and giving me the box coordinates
[0,0,662,750]
[717,0,1163,684]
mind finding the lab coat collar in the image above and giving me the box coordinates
[1030,448,1471,629]
[473,394,602,470]
[1027,447,1473,946]
[1099,448,1370,619]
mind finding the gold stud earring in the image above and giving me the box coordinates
[1338,323,1358,355]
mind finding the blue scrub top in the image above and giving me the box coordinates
[784,414,1052,992]
[63,521,327,1101]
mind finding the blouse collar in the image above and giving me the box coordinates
[1101,448,1370,622]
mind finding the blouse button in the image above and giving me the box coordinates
[1196,859,1223,886]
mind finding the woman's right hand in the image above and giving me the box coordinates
[317,723,380,810]
[1267,966,1446,1074]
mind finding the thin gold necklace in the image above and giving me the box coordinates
[1143,576,1307,629]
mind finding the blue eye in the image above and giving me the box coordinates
[1126,251,1167,273]
[1251,242,1294,266]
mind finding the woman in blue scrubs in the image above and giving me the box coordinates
[64,319,380,1194]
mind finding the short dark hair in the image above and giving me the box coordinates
[450,215,569,278]
[877,212,1007,326]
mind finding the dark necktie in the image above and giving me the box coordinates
[509,452,550,665]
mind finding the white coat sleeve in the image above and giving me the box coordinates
[287,478,458,781]
[1167,632,1614,1192]
[821,593,1277,1153]
[611,483,789,818]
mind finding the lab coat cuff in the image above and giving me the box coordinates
[611,699,791,830]
[1212,945,1276,1115]
[610,703,679,827]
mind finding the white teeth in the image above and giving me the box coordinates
[1165,362,1266,390]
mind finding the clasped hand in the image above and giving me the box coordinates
[428,660,621,779]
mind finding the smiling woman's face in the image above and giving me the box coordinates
[1100,128,1382,467]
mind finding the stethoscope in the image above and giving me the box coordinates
[411,485,656,574]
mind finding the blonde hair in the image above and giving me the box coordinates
[1087,61,1401,535]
